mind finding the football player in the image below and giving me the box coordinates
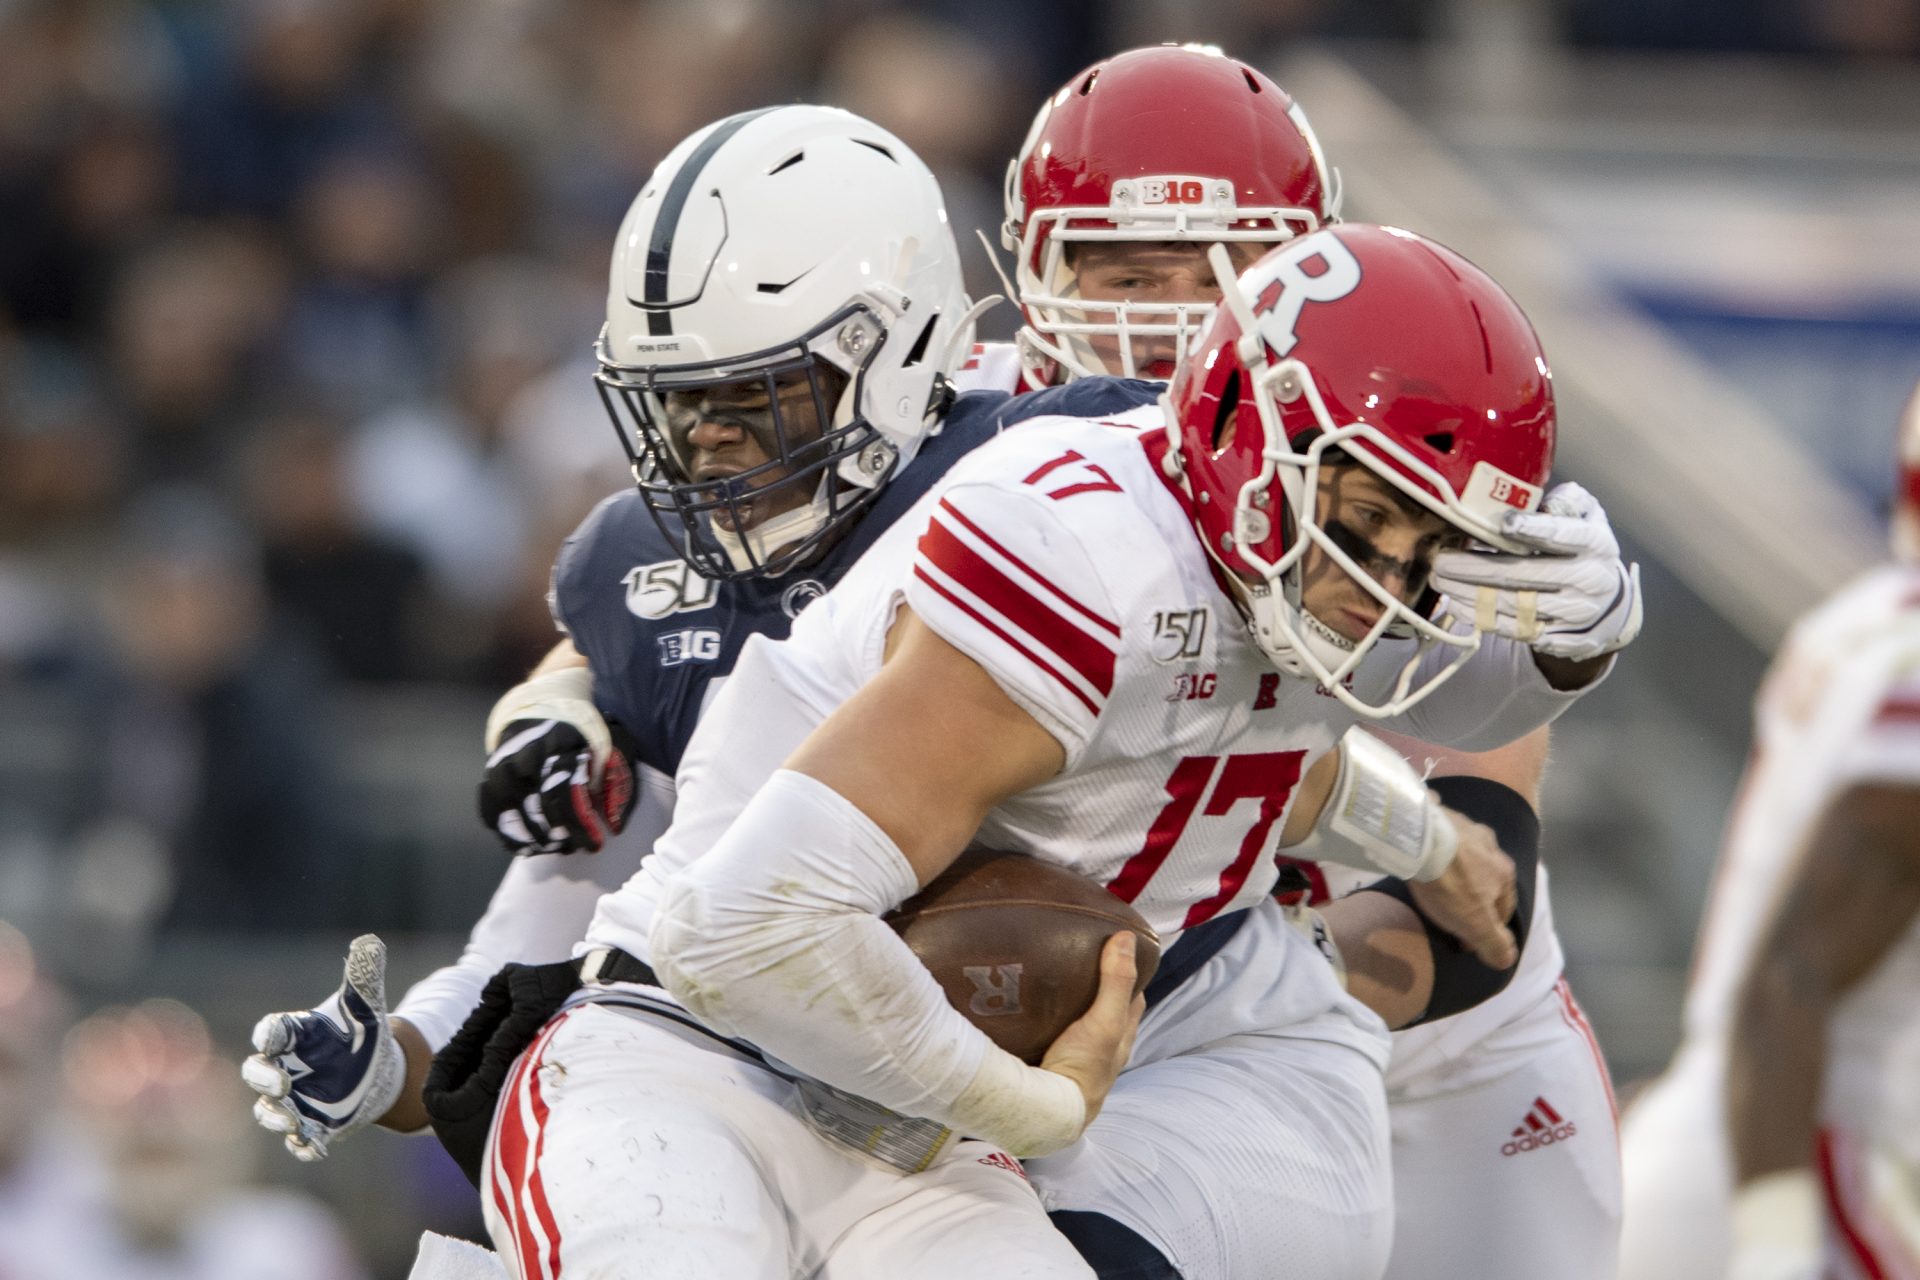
[476,223,1639,1279]
[1618,388,1920,1280]
[242,104,1158,1163]
[989,45,1621,1280]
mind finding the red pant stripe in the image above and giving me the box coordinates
[1818,1129,1894,1280]
[490,1014,572,1280]
[525,1028,566,1279]
[490,1043,541,1279]
[1554,978,1617,1127]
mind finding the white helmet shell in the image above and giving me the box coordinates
[603,105,973,467]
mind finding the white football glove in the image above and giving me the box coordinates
[243,934,407,1162]
[1431,482,1643,663]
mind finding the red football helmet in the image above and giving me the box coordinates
[1896,381,1920,562]
[1162,223,1557,717]
[1003,44,1338,390]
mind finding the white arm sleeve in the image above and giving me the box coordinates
[1390,630,1594,751]
[394,764,673,1051]
[649,768,1086,1157]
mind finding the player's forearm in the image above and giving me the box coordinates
[1531,651,1612,691]
[1726,954,1829,1184]
[376,1016,434,1133]
[650,769,1085,1155]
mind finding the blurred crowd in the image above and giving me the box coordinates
[0,0,1105,958]
[0,922,370,1278]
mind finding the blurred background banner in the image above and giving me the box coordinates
[0,0,1916,1274]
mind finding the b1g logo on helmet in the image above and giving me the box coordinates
[624,560,719,620]
[1251,233,1363,358]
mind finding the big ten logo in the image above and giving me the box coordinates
[1168,672,1217,703]
[1151,608,1209,664]
[1252,672,1281,710]
[656,628,722,667]
[624,559,719,620]
[1488,473,1535,510]
[962,964,1023,1016]
[1465,461,1540,517]
[1140,178,1207,206]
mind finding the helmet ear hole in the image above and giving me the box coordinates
[1424,431,1455,454]
[900,314,938,368]
[1212,370,1241,450]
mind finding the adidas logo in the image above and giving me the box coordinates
[1499,1096,1577,1157]
[977,1151,1028,1180]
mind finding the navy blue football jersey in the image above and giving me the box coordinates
[549,378,1160,776]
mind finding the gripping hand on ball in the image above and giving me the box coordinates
[1038,931,1144,1131]
[243,934,406,1162]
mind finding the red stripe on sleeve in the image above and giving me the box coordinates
[920,512,1115,697]
[913,566,1100,716]
[938,499,1120,637]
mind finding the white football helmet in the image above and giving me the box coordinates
[597,105,976,579]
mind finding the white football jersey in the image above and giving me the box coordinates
[954,339,1568,1083]
[1681,564,1920,1158]
[952,341,1023,395]
[588,409,1582,958]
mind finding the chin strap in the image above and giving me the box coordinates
[710,486,833,575]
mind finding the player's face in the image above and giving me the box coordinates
[659,366,840,532]
[1071,241,1264,380]
[1297,464,1466,642]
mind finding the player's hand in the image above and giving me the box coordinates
[242,934,407,1162]
[1407,810,1518,970]
[479,716,641,856]
[1431,482,1643,663]
[1038,931,1144,1130]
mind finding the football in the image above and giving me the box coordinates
[886,847,1162,1065]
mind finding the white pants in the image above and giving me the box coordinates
[1618,1041,1733,1280]
[1028,898,1395,1280]
[482,1003,1093,1280]
[484,898,1393,1280]
[1381,978,1621,1280]
[1621,1041,1920,1280]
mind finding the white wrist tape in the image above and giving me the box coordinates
[649,769,1086,1154]
[1290,728,1457,882]
[484,665,609,763]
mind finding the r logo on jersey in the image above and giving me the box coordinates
[657,628,722,667]
[624,559,718,620]
[1151,608,1209,664]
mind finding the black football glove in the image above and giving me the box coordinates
[478,717,641,855]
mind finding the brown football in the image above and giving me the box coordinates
[885,848,1161,1065]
